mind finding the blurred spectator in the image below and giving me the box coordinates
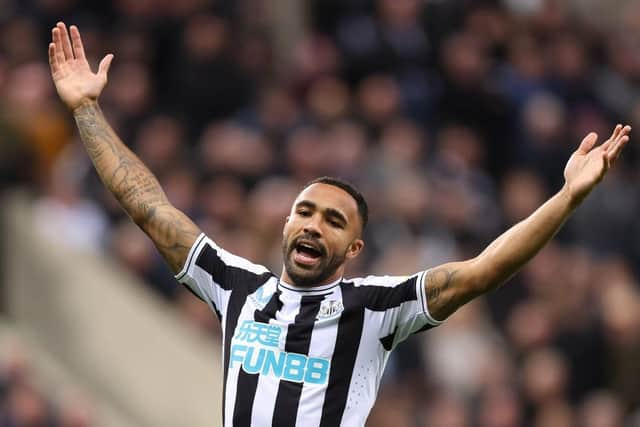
[169,14,252,136]
[421,392,469,427]
[133,114,186,174]
[58,392,95,427]
[199,122,274,180]
[33,146,108,252]
[521,347,571,424]
[578,391,625,427]
[306,76,351,124]
[477,385,523,427]
[3,382,57,427]
[3,62,71,182]
[366,383,416,427]
[425,301,499,398]
[599,281,640,410]
[0,343,61,427]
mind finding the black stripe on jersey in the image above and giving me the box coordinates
[233,290,283,426]
[272,294,325,427]
[320,282,365,427]
[194,243,275,426]
[195,244,236,290]
[356,276,418,311]
[233,370,259,426]
[378,322,434,351]
[254,289,283,324]
[379,328,396,351]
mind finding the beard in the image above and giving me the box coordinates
[282,234,347,287]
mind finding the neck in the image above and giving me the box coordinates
[280,267,344,289]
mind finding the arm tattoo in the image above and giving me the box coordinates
[74,102,199,272]
[143,205,199,271]
[74,102,169,219]
[424,267,458,320]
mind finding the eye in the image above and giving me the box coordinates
[297,210,311,217]
[328,219,343,229]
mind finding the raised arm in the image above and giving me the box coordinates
[49,22,200,273]
[424,125,631,321]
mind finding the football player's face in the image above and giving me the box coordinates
[282,184,364,287]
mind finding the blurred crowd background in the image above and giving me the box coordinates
[2,0,640,426]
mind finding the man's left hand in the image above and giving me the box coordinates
[563,124,631,205]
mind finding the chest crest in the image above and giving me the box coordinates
[317,299,344,319]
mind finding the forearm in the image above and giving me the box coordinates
[424,126,630,321]
[473,185,578,290]
[73,100,169,224]
[73,100,200,272]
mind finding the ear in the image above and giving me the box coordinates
[345,239,364,260]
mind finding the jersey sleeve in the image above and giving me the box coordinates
[356,271,443,351]
[174,233,273,319]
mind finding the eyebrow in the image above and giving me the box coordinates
[295,200,349,226]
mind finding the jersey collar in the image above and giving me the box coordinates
[278,277,342,294]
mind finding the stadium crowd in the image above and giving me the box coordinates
[2,0,640,425]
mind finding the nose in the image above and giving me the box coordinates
[303,215,322,238]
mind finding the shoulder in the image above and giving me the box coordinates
[342,272,426,310]
[177,233,275,283]
[200,236,272,274]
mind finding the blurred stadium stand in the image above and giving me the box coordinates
[1,0,640,426]
[2,193,221,427]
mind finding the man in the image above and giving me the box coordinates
[48,22,630,427]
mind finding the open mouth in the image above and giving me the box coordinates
[293,240,324,266]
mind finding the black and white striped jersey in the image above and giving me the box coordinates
[176,233,443,427]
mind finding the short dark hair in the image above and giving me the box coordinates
[304,176,369,231]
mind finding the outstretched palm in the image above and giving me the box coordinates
[564,124,631,203]
[48,22,113,111]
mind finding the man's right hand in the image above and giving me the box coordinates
[49,22,113,111]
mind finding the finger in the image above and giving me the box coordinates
[601,151,610,176]
[577,132,598,154]
[97,54,114,78]
[48,43,59,73]
[602,124,622,151]
[607,135,630,163]
[612,123,622,140]
[69,25,86,60]
[605,124,632,153]
[57,22,74,60]
[621,125,632,138]
[52,28,66,65]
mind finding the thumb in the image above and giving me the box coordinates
[577,132,598,154]
[97,53,114,79]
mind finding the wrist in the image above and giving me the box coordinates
[559,183,583,211]
[72,99,99,115]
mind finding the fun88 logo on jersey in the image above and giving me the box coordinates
[230,320,330,385]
